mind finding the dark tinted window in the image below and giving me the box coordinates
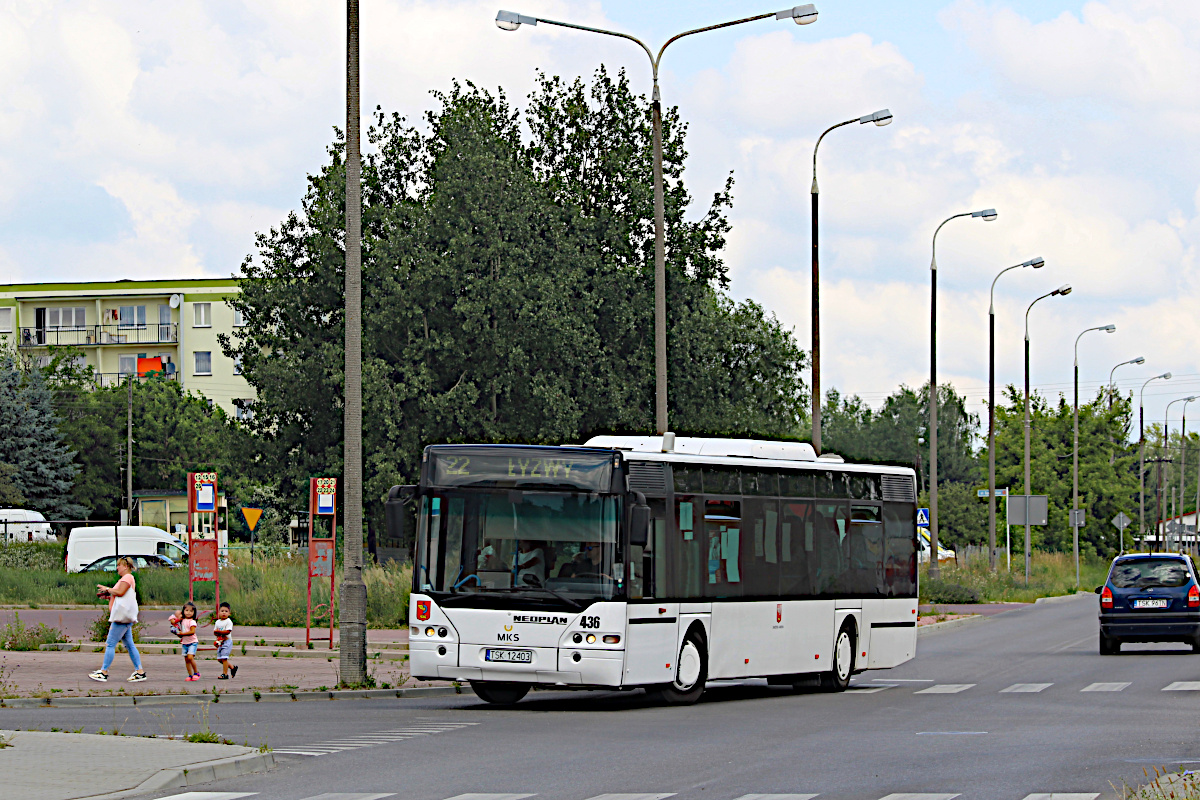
[850,474,881,501]
[668,496,704,598]
[883,503,917,597]
[743,469,779,496]
[811,501,848,593]
[780,470,813,498]
[815,470,848,498]
[780,500,814,595]
[703,467,741,496]
[1110,558,1191,588]
[673,466,702,494]
[842,505,885,596]
[740,498,781,596]
[703,499,742,598]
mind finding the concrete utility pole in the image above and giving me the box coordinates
[338,0,367,685]
[126,374,133,525]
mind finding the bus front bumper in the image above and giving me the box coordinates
[411,642,624,686]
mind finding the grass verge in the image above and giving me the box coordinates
[920,551,1110,604]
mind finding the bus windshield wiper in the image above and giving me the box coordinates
[512,585,582,610]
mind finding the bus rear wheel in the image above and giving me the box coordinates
[653,632,707,705]
[821,625,855,692]
[470,681,529,705]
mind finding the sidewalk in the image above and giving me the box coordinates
[0,645,444,700]
[0,728,274,800]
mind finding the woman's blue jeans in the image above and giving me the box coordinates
[102,622,142,672]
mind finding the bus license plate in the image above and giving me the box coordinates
[1133,598,1168,609]
[485,648,532,663]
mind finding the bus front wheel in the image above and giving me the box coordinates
[653,631,708,705]
[470,681,530,705]
[821,625,855,692]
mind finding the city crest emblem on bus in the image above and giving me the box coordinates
[777,604,782,623]
[416,601,431,621]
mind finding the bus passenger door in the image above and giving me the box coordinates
[623,504,678,686]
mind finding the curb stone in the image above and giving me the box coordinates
[0,685,462,708]
[1034,591,1093,604]
[916,614,985,637]
[84,751,276,800]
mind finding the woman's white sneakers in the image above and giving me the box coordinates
[128,671,147,682]
[88,670,108,682]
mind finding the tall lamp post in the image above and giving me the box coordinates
[1139,372,1172,550]
[1072,324,1116,586]
[497,5,819,435]
[1163,396,1197,551]
[1108,356,1146,408]
[339,0,367,685]
[928,208,997,579]
[1180,396,1198,553]
[987,256,1044,571]
[1023,284,1072,584]
[810,107,893,451]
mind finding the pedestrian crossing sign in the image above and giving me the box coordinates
[917,508,929,527]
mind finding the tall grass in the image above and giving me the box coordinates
[922,551,1110,604]
[0,559,411,628]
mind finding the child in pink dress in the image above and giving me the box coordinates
[168,601,201,680]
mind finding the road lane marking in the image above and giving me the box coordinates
[1021,794,1099,800]
[878,794,960,800]
[1082,682,1130,692]
[153,795,258,800]
[584,795,676,800]
[1164,682,1200,691]
[873,678,933,682]
[1000,683,1053,693]
[849,684,896,693]
[300,795,396,800]
[914,684,974,694]
[733,795,819,800]
[443,795,536,800]
[915,731,987,735]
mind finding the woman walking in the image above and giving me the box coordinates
[89,556,146,682]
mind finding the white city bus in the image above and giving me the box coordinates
[390,436,919,705]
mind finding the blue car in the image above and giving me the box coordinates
[1097,553,1200,654]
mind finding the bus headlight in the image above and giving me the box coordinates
[425,626,436,637]
[586,634,596,644]
[603,635,621,644]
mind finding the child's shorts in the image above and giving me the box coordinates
[216,639,232,659]
[182,642,198,656]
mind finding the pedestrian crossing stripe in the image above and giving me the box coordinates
[1000,683,1052,693]
[149,792,1104,800]
[914,684,974,694]
[1163,681,1200,691]
[1081,682,1129,692]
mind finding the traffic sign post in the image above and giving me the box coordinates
[1112,511,1132,555]
[978,488,1011,570]
[307,477,338,649]
[242,507,263,565]
[187,472,220,607]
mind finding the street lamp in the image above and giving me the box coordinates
[1108,356,1146,408]
[1181,396,1199,554]
[1162,395,1197,551]
[1139,372,1172,551]
[810,108,893,452]
[497,5,819,435]
[1072,324,1116,586]
[1022,284,1072,584]
[927,207,997,579]
[987,256,1043,572]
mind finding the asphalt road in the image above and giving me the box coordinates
[4,593,1199,800]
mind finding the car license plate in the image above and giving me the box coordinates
[485,648,532,663]
[1133,598,1168,609]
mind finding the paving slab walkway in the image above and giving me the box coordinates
[0,728,273,800]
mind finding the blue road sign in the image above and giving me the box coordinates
[917,508,930,527]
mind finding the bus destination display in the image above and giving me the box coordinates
[429,447,613,491]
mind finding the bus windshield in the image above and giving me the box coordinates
[416,490,621,603]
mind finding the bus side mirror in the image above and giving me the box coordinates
[629,493,650,548]
[385,485,417,545]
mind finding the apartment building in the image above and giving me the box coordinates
[0,278,254,416]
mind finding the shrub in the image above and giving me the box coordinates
[1,611,68,650]
[0,542,65,571]
[919,579,979,604]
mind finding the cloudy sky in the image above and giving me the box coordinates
[2,1,1198,435]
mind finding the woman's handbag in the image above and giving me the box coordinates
[109,583,139,624]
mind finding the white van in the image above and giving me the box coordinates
[66,526,189,573]
[0,509,55,543]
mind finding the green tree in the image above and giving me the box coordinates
[226,70,807,533]
[993,386,1137,557]
[0,463,24,506]
[0,357,84,519]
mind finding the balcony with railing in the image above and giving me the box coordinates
[18,323,179,348]
[94,370,178,388]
